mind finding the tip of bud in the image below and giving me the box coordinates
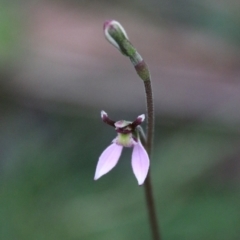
[103,20,112,30]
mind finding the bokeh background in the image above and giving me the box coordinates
[1,0,240,239]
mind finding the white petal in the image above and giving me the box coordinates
[94,143,123,180]
[131,141,150,185]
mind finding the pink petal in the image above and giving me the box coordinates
[131,141,150,185]
[94,143,123,180]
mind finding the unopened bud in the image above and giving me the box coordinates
[103,20,151,82]
[104,20,137,57]
[104,20,129,51]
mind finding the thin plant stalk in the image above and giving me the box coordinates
[138,81,161,240]
[143,80,161,240]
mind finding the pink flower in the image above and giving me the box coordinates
[94,111,150,185]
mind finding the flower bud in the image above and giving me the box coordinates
[103,20,150,81]
[104,20,129,51]
[104,20,137,57]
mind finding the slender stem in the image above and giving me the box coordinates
[143,80,161,240]
[144,80,154,155]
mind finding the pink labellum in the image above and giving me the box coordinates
[94,143,123,180]
[131,141,150,185]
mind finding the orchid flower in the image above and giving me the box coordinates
[94,111,150,185]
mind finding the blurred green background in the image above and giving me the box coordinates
[0,0,240,239]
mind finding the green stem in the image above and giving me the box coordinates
[143,80,161,240]
[144,80,154,155]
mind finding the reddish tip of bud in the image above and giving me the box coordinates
[103,20,113,30]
